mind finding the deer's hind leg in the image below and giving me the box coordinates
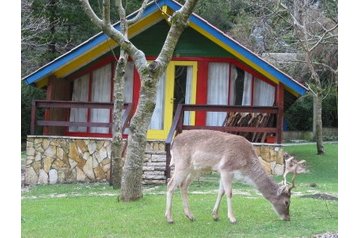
[165,168,191,224]
[180,173,195,221]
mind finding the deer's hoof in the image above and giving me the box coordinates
[212,214,219,221]
[185,214,195,222]
[229,218,237,224]
[166,217,174,224]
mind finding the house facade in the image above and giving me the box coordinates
[23,0,307,185]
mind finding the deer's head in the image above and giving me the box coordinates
[272,169,298,221]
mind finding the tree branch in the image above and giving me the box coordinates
[103,0,111,26]
[309,24,338,52]
[79,0,104,28]
[155,0,199,73]
[79,0,147,72]
[128,0,149,25]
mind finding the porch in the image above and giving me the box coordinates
[26,100,285,185]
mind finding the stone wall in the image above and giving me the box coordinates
[25,136,112,185]
[25,136,285,186]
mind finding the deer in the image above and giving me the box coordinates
[165,130,298,224]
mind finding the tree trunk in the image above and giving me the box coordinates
[314,92,325,154]
[120,73,159,201]
[111,57,127,189]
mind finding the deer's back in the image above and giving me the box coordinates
[171,130,258,172]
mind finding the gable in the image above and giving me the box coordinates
[131,20,233,58]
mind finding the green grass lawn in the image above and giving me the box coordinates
[21,143,338,238]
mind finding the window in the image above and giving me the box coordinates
[206,63,277,126]
[68,61,134,135]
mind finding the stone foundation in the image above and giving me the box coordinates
[25,136,284,186]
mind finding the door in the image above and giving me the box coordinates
[147,61,197,140]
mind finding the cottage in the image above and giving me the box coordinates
[23,0,307,185]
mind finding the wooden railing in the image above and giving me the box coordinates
[164,104,282,180]
[30,100,134,135]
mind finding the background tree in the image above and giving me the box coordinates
[229,0,337,153]
[278,0,337,154]
[80,0,199,201]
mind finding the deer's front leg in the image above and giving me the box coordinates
[221,171,236,224]
[212,180,225,221]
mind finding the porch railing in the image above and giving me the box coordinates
[164,104,282,180]
[30,100,134,135]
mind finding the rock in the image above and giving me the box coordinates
[42,139,50,150]
[43,157,53,173]
[96,141,105,150]
[35,152,42,161]
[69,143,86,169]
[76,167,87,181]
[49,169,58,184]
[25,167,38,185]
[94,166,106,180]
[27,147,35,156]
[102,163,111,173]
[38,170,48,184]
[88,141,97,155]
[56,147,64,160]
[44,145,56,158]
[53,159,66,170]
[32,161,42,174]
[75,140,87,154]
[69,159,77,169]
[83,157,95,180]
[98,147,107,163]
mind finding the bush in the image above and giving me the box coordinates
[285,92,338,131]
[21,82,45,142]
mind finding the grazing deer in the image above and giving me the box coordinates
[165,130,298,224]
[283,155,308,185]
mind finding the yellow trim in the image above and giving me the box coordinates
[35,78,49,88]
[189,22,280,85]
[147,61,198,140]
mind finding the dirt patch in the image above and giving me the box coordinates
[300,193,338,201]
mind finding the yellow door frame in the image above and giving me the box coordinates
[147,61,197,140]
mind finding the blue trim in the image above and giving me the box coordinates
[23,0,307,96]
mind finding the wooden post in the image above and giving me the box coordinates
[30,101,37,135]
[276,83,284,144]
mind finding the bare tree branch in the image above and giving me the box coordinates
[309,24,338,52]
[128,0,149,25]
[103,0,111,27]
[155,0,199,71]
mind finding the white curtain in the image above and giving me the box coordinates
[90,64,112,133]
[229,65,238,105]
[242,72,252,106]
[183,66,193,125]
[69,74,89,132]
[253,78,275,106]
[206,63,230,126]
[149,73,165,130]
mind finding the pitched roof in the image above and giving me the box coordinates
[23,0,307,96]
